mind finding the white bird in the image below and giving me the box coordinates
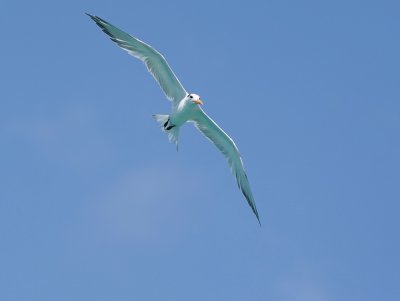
[87,14,260,224]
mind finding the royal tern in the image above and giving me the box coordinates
[87,14,260,224]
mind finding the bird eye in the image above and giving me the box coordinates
[190,95,193,99]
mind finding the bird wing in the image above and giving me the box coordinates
[191,108,260,224]
[87,14,187,104]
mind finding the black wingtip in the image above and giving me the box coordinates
[253,208,261,227]
[242,188,261,226]
[85,13,105,25]
[252,208,262,226]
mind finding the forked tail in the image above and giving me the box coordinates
[152,114,180,150]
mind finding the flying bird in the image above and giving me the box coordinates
[87,14,260,224]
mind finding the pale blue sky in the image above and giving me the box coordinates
[1,0,399,300]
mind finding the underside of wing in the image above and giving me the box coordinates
[87,14,187,103]
[192,108,260,224]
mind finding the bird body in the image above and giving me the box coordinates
[171,95,201,128]
[87,14,261,224]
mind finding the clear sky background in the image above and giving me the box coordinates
[1,0,399,300]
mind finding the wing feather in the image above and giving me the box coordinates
[87,14,187,103]
[192,108,260,224]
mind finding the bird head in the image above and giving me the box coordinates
[188,93,203,105]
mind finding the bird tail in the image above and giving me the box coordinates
[152,114,180,150]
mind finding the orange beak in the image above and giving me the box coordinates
[193,99,204,105]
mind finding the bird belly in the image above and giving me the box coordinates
[169,111,189,127]
[169,102,197,126]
